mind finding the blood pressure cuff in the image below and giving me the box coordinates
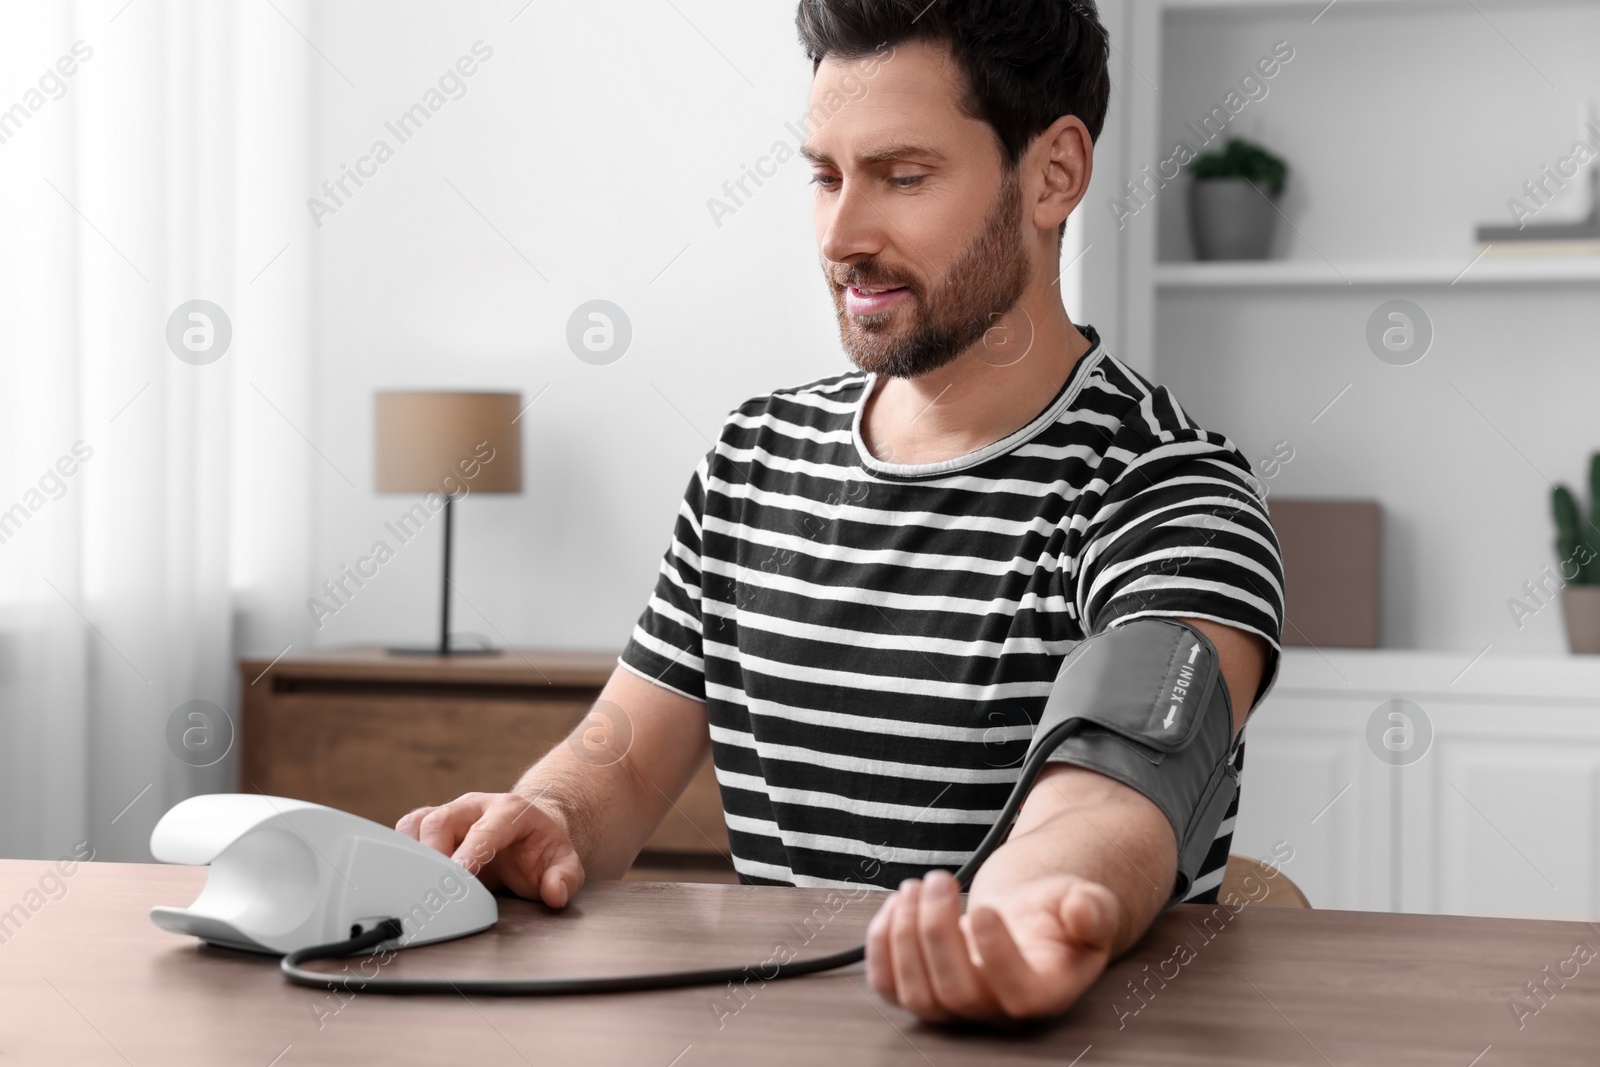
[1029,617,1239,906]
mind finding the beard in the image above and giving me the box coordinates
[827,166,1032,380]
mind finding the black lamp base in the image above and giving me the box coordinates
[384,493,505,659]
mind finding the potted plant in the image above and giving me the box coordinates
[1552,454,1600,653]
[1188,137,1289,261]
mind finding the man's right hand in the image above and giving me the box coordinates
[395,791,586,909]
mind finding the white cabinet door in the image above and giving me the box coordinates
[1232,693,1397,911]
[1226,650,1600,918]
[1396,702,1600,921]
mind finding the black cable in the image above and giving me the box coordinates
[281,920,868,995]
[281,720,1078,996]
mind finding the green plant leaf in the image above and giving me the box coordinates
[1191,137,1289,193]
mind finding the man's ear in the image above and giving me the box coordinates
[1031,114,1094,237]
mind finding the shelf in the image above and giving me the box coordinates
[1277,646,1600,706]
[1155,256,1600,290]
[1159,0,1593,14]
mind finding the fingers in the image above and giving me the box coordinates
[866,872,1120,1023]
[916,870,999,1018]
[874,872,997,1022]
[450,793,540,873]
[394,806,435,840]
[1058,880,1119,954]
[448,793,588,910]
[887,879,952,1022]
[870,876,979,1017]
[538,845,586,909]
[395,792,587,909]
[867,874,991,1021]
[865,891,897,1000]
[416,794,489,858]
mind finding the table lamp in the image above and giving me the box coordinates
[374,390,523,655]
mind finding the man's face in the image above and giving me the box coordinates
[803,40,1033,380]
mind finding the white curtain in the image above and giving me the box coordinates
[0,0,313,861]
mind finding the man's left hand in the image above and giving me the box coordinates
[864,867,1121,1023]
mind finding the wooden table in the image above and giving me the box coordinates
[1,860,1594,1065]
[238,646,733,880]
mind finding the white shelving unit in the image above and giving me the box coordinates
[1096,0,1600,659]
[1101,0,1600,371]
[1088,0,1600,921]
[1157,0,1595,12]
[1156,256,1600,289]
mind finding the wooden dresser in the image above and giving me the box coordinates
[237,647,734,882]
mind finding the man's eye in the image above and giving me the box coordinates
[809,174,839,189]
[892,175,925,188]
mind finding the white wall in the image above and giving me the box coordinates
[1148,2,1600,653]
[295,1,837,653]
[292,1,1103,655]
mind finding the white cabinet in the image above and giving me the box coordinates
[1232,695,1397,911]
[1396,703,1600,920]
[1231,649,1600,919]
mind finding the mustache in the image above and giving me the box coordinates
[833,268,913,291]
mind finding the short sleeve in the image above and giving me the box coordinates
[1073,431,1286,712]
[617,448,712,703]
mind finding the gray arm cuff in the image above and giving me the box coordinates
[1030,617,1239,905]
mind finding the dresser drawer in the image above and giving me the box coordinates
[238,651,730,872]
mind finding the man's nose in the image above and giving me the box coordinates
[818,177,889,267]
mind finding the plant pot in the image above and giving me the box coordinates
[1561,585,1600,653]
[1188,178,1280,261]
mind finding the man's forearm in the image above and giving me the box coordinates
[968,764,1177,957]
[510,668,715,880]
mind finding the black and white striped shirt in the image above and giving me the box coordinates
[619,324,1285,902]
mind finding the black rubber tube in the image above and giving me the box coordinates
[279,721,1080,996]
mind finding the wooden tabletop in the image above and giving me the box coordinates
[1,859,1594,1065]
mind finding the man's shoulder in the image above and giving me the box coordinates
[719,368,871,434]
[1080,353,1246,455]
[735,369,869,414]
[1063,350,1263,499]
[690,370,871,488]
[1073,349,1176,438]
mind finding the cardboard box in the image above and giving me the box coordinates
[1267,498,1382,648]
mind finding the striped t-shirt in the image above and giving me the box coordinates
[618,324,1286,903]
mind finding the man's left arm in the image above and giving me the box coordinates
[863,617,1268,1023]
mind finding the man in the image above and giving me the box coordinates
[397,0,1285,1024]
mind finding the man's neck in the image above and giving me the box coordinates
[860,302,1093,467]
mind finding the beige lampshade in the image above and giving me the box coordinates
[374,391,523,495]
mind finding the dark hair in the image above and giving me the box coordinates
[796,0,1111,185]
